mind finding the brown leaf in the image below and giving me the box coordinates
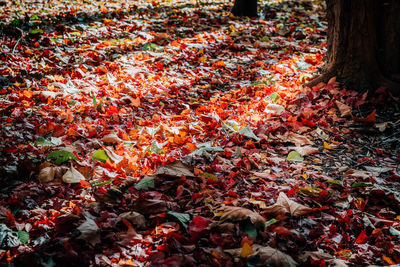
[344,169,376,180]
[101,133,122,144]
[249,245,297,267]
[155,161,194,178]
[352,109,376,124]
[76,218,100,246]
[289,146,319,156]
[299,251,348,267]
[263,192,313,217]
[62,165,85,183]
[118,211,146,229]
[133,198,167,215]
[285,133,314,147]
[335,101,352,117]
[37,167,55,183]
[219,206,266,228]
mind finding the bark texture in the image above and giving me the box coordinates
[308,0,400,94]
[231,0,258,17]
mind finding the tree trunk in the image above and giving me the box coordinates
[308,0,400,95]
[231,0,258,17]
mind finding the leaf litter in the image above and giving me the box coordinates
[0,0,399,266]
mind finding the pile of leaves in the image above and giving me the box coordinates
[1,0,399,266]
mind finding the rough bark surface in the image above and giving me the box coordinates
[308,0,400,94]
[231,0,258,17]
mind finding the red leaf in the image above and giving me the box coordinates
[355,229,369,244]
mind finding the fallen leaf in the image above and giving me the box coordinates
[249,245,297,267]
[289,146,319,156]
[100,133,122,144]
[155,161,194,178]
[263,192,313,217]
[352,109,376,124]
[335,101,352,117]
[265,103,285,115]
[62,165,85,183]
[344,169,375,180]
[285,132,314,147]
[355,229,368,244]
[118,212,146,229]
[299,251,348,267]
[239,242,254,258]
[218,206,266,229]
[287,151,304,162]
[37,167,55,183]
[76,218,100,246]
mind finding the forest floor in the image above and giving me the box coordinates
[1,0,400,266]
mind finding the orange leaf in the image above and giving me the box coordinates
[382,256,395,265]
[352,109,376,124]
[239,242,254,258]
[80,180,92,188]
[131,97,141,107]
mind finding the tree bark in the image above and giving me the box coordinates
[231,0,258,18]
[308,0,400,95]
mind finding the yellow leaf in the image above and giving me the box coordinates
[302,173,307,180]
[239,242,254,258]
[323,141,332,149]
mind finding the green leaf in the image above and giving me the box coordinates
[17,231,29,244]
[264,218,277,228]
[31,14,39,20]
[35,136,62,147]
[244,222,258,238]
[142,43,158,51]
[326,180,343,186]
[92,150,108,163]
[260,36,269,42]
[30,29,44,34]
[47,150,77,164]
[90,179,114,187]
[351,182,368,188]
[134,176,155,190]
[167,211,190,228]
[287,151,304,162]
[92,93,96,106]
[11,18,22,26]
[269,92,280,103]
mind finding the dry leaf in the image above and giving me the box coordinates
[265,104,285,115]
[155,161,194,178]
[37,167,55,183]
[285,133,314,147]
[118,211,146,229]
[249,245,297,267]
[299,251,348,267]
[103,147,124,164]
[133,198,167,215]
[352,109,376,124]
[264,192,313,217]
[344,169,376,180]
[289,146,319,156]
[219,206,266,228]
[76,218,100,246]
[62,165,85,183]
[101,133,122,144]
[239,242,254,258]
[335,101,352,117]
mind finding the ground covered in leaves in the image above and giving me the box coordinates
[1,0,400,266]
